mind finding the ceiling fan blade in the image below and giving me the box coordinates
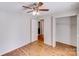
[38,2,43,6]
[33,2,43,8]
[39,9,49,11]
[27,10,33,13]
[22,6,32,9]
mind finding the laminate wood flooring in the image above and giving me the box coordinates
[3,40,76,56]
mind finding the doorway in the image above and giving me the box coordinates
[38,20,44,42]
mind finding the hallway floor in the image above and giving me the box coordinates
[3,40,76,56]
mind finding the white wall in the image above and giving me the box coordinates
[56,16,77,46]
[54,11,77,18]
[0,11,31,55]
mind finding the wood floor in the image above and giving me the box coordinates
[3,35,77,56]
[38,34,44,41]
[3,41,76,56]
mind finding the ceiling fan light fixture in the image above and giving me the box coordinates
[23,2,49,16]
[32,11,39,15]
[36,12,39,15]
[33,11,36,15]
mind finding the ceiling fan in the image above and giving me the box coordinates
[22,2,49,15]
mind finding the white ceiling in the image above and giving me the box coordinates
[0,2,79,15]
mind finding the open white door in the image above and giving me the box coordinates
[31,19,38,42]
[44,16,56,47]
[44,16,52,45]
[77,14,79,56]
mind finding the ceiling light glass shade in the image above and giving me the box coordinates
[32,11,40,15]
[33,11,37,15]
[36,12,39,15]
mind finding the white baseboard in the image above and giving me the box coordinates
[56,41,77,47]
[0,42,30,56]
